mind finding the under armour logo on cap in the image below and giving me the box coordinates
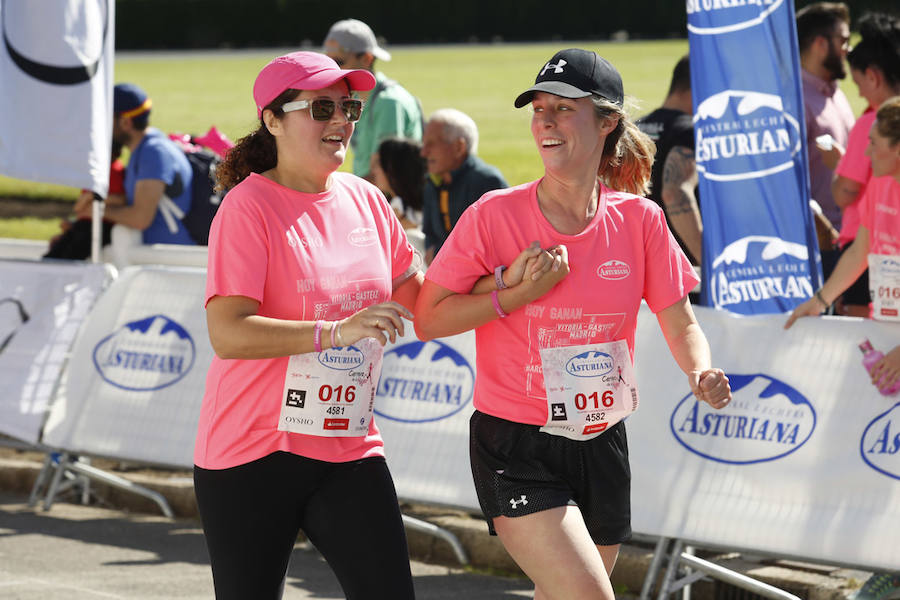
[514,48,624,108]
[540,59,567,76]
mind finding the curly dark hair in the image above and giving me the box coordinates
[215,89,301,191]
[376,137,426,213]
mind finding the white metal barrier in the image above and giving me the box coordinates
[376,306,900,572]
[6,258,899,575]
[0,259,113,443]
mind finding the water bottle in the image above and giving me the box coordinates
[858,339,900,396]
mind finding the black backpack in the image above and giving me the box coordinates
[180,148,224,246]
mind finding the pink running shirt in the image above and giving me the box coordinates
[835,110,876,248]
[859,176,900,256]
[426,180,699,426]
[196,172,416,469]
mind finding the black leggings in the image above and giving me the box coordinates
[194,452,415,600]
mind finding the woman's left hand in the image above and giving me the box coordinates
[689,368,732,409]
[784,297,823,329]
[870,345,900,394]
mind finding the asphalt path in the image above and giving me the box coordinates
[0,492,533,599]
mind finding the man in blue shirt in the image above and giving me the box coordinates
[77,83,195,245]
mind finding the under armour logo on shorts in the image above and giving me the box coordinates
[509,495,528,509]
[540,59,567,76]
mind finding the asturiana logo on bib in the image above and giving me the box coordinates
[92,315,195,391]
[597,260,630,281]
[709,235,813,309]
[693,90,802,183]
[565,351,614,378]
[375,340,474,423]
[687,0,783,35]
[860,402,900,481]
[670,373,815,464]
[348,227,378,247]
[317,345,365,371]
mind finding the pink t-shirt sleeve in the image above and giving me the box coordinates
[426,201,493,293]
[205,194,269,306]
[641,202,700,312]
[835,111,875,185]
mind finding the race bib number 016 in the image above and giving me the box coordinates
[539,339,638,441]
[869,253,900,322]
[278,338,383,437]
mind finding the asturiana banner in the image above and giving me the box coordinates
[688,0,822,314]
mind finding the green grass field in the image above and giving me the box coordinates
[0,40,868,240]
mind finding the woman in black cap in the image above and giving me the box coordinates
[415,49,732,599]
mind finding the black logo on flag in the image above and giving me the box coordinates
[285,389,306,408]
[550,403,567,421]
[2,0,109,85]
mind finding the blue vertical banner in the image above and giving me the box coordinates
[688,0,822,314]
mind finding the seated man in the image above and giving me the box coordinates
[421,108,507,263]
[76,83,195,247]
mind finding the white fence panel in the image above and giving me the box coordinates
[0,259,112,443]
[42,265,211,468]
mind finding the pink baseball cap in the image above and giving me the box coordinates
[252,51,376,118]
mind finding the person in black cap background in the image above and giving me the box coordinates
[75,83,196,248]
[414,48,731,599]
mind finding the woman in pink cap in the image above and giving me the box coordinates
[415,49,732,599]
[193,51,422,599]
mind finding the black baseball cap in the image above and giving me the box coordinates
[514,48,624,108]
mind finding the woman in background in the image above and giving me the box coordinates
[371,136,426,230]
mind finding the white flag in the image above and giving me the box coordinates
[0,0,114,196]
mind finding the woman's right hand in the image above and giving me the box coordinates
[337,301,414,347]
[504,241,568,287]
[516,244,569,301]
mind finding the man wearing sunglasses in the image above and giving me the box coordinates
[323,18,424,182]
[796,2,855,234]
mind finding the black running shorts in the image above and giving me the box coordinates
[469,410,632,546]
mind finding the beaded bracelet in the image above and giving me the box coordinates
[494,265,508,290]
[490,289,508,318]
[314,319,324,352]
[814,289,830,311]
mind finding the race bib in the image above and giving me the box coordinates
[539,339,638,441]
[869,253,900,322]
[278,338,383,437]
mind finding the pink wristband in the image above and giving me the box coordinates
[314,320,324,352]
[490,289,508,318]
